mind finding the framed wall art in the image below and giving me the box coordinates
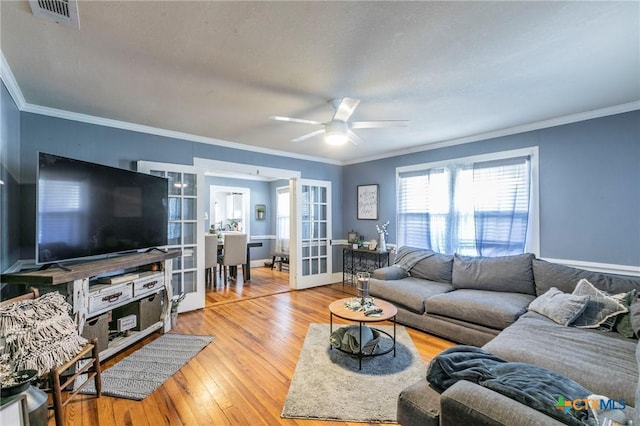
[357,184,378,220]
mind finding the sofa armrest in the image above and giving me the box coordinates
[372,266,409,281]
[440,381,565,426]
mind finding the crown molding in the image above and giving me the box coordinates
[20,102,343,165]
[0,50,26,109]
[344,101,640,165]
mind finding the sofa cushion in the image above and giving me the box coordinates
[532,259,640,296]
[483,311,638,405]
[397,379,440,426]
[527,287,590,326]
[425,289,535,330]
[410,251,454,283]
[452,253,536,295]
[369,277,454,314]
[571,279,628,329]
[393,247,454,283]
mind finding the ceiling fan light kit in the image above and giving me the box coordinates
[324,121,349,145]
[270,97,409,146]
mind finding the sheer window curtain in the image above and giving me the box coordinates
[397,156,531,256]
[275,187,290,254]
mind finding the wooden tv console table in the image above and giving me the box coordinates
[2,251,179,360]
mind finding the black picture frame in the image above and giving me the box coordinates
[357,184,378,220]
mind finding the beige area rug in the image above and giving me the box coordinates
[281,323,426,423]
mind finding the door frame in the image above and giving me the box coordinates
[194,158,301,291]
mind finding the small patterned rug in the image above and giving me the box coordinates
[81,333,214,400]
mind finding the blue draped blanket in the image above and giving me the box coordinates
[427,346,595,425]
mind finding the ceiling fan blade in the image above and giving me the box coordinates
[332,97,360,122]
[348,130,364,146]
[270,116,323,126]
[351,120,410,129]
[291,129,325,143]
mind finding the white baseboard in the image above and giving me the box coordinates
[541,258,640,277]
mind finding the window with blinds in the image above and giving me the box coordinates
[397,152,533,256]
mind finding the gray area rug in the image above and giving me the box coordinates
[281,323,426,423]
[81,333,213,400]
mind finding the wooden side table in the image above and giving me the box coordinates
[342,247,390,286]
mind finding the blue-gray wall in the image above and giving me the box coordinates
[343,111,640,267]
[1,82,21,272]
[2,91,638,272]
[17,112,343,265]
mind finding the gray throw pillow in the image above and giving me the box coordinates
[452,253,536,295]
[571,279,628,329]
[528,287,590,326]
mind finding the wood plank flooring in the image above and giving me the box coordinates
[53,266,455,426]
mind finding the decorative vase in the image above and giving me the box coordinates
[378,232,387,252]
[356,272,370,302]
[171,312,178,329]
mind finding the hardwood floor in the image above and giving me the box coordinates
[54,266,455,426]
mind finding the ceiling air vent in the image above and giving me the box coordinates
[29,0,80,29]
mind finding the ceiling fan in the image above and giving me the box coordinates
[270,98,409,146]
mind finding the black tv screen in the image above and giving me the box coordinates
[37,152,168,264]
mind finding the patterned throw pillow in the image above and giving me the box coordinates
[571,279,628,329]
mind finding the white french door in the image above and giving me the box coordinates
[137,161,204,312]
[291,178,332,289]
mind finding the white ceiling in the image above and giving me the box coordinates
[1,1,638,164]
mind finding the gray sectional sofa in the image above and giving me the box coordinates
[369,247,640,426]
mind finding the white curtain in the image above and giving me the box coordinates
[397,156,530,256]
[275,186,290,254]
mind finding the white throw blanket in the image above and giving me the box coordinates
[0,292,87,376]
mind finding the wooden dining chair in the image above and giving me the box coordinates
[217,233,247,285]
[0,288,102,426]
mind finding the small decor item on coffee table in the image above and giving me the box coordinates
[356,271,370,302]
[329,297,398,370]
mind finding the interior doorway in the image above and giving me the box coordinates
[209,186,250,235]
[195,158,301,306]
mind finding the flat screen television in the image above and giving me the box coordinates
[37,152,168,264]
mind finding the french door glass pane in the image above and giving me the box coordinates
[183,222,196,245]
[183,174,197,197]
[183,198,196,220]
[168,198,181,221]
[182,246,196,269]
[168,172,181,196]
[168,222,181,245]
[183,270,196,293]
[172,273,181,294]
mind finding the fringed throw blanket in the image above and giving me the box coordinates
[0,292,87,376]
[427,346,596,426]
[393,246,435,273]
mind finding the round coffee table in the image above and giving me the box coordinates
[328,297,398,369]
